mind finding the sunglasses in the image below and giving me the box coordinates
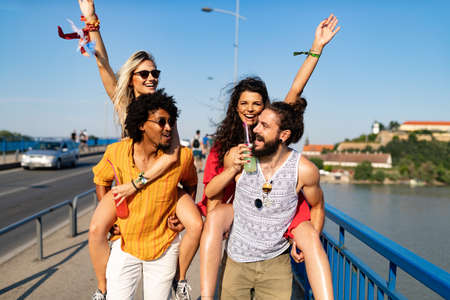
[147,117,175,128]
[133,69,161,80]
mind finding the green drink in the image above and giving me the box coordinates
[244,144,257,173]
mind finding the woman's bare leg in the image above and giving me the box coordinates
[88,191,117,294]
[292,221,333,300]
[175,190,204,281]
[200,204,234,299]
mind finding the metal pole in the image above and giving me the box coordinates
[70,199,77,237]
[36,217,43,260]
[233,0,240,84]
[2,140,6,164]
[93,191,98,207]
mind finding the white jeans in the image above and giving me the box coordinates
[106,235,180,300]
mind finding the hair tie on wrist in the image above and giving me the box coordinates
[131,179,140,192]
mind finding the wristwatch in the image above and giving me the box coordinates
[134,172,149,187]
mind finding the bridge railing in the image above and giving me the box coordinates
[0,188,96,260]
[292,203,450,299]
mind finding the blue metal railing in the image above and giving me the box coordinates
[0,138,119,153]
[292,203,450,299]
[0,188,96,260]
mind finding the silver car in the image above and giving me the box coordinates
[21,140,79,169]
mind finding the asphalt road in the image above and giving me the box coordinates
[0,155,102,261]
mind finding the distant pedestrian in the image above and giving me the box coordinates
[71,130,77,143]
[192,130,203,172]
[79,129,89,152]
[202,133,211,156]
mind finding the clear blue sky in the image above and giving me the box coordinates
[1,0,449,150]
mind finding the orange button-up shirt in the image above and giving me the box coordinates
[93,139,197,260]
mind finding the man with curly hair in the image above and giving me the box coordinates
[92,89,198,300]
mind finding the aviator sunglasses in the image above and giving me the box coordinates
[133,69,161,80]
[147,117,175,128]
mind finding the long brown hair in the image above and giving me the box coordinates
[213,77,270,166]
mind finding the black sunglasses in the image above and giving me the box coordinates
[147,117,175,128]
[134,69,161,79]
[255,198,263,209]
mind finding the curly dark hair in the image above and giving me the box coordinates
[267,97,307,145]
[213,77,270,166]
[125,89,179,142]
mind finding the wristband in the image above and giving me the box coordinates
[131,179,140,192]
[293,50,321,58]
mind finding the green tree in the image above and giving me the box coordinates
[362,146,374,153]
[354,161,373,180]
[436,164,450,184]
[398,157,416,179]
[372,170,386,183]
[324,165,333,172]
[0,130,33,141]
[417,162,436,183]
[309,157,324,170]
[388,121,400,131]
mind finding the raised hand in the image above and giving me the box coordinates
[314,14,341,48]
[78,0,96,20]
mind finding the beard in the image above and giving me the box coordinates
[157,142,171,151]
[252,134,281,158]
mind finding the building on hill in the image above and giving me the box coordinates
[336,142,381,152]
[376,130,450,144]
[303,152,392,169]
[399,121,450,132]
[302,144,334,156]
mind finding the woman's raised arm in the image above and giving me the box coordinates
[78,0,117,100]
[284,14,340,104]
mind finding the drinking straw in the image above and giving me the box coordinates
[106,159,120,185]
[243,122,250,145]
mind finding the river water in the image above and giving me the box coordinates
[321,183,450,299]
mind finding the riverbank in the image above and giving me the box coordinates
[320,173,448,186]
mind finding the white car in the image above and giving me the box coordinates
[21,140,79,170]
[180,139,191,148]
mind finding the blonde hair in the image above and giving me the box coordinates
[113,50,157,132]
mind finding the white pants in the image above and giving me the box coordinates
[106,235,180,300]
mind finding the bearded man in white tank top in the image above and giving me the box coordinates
[221,99,333,300]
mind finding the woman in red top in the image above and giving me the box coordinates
[199,15,340,300]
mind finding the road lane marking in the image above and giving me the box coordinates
[0,168,93,198]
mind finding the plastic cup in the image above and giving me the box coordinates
[244,144,257,173]
[114,194,129,219]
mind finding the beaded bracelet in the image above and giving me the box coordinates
[81,15,100,31]
[84,23,100,32]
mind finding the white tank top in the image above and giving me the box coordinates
[227,149,301,262]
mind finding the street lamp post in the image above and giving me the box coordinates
[202,0,246,84]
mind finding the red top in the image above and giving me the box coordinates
[197,144,236,216]
[198,144,311,239]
